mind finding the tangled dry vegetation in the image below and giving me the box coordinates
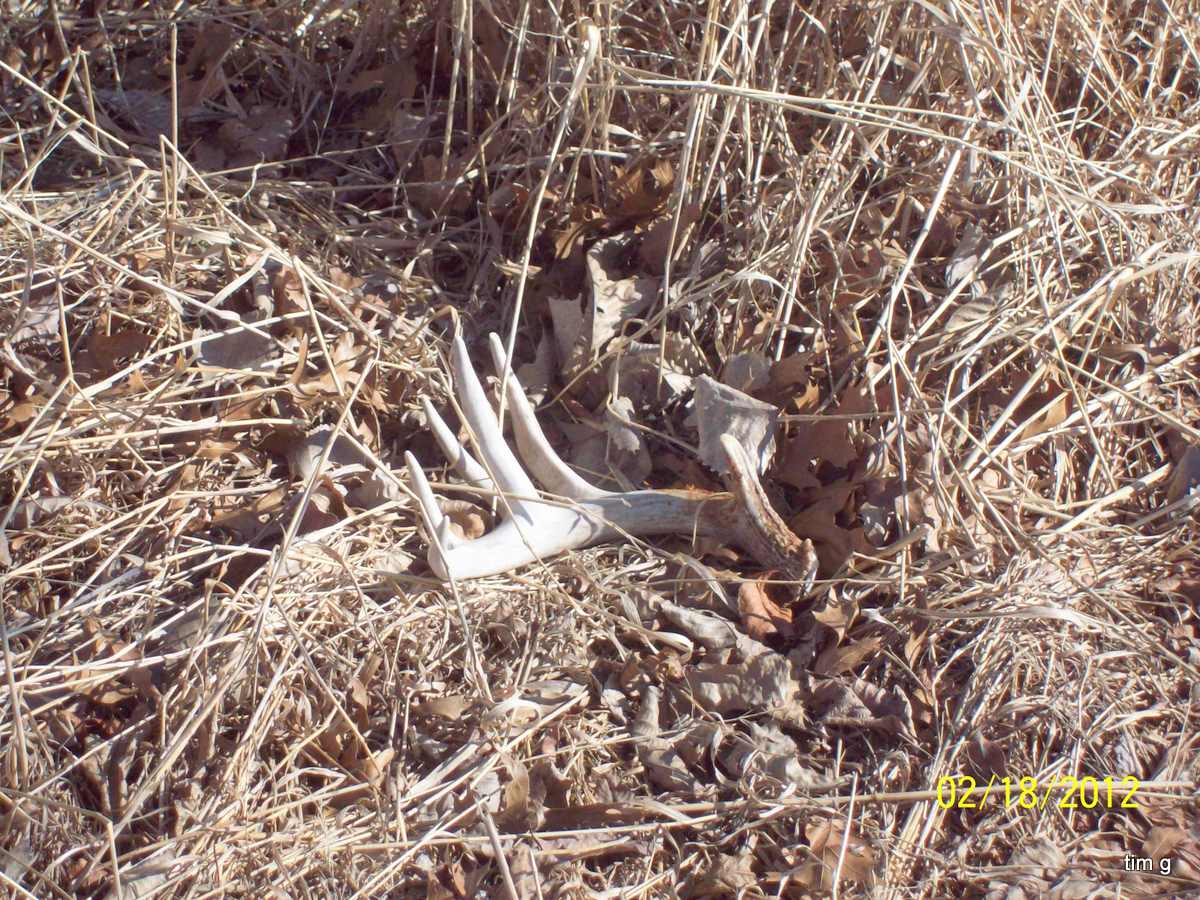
[2,0,1200,896]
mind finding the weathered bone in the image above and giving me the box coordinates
[407,331,818,584]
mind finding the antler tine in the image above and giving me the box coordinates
[420,396,492,489]
[719,435,818,589]
[449,331,541,516]
[486,333,609,502]
[405,450,464,581]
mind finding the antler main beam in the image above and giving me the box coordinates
[406,331,817,584]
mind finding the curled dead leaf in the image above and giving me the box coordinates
[795,817,877,891]
[684,646,799,716]
[737,579,794,642]
[441,500,491,540]
[414,694,471,721]
[1014,391,1070,441]
[607,156,674,220]
[811,676,916,738]
[813,635,882,676]
[812,590,858,642]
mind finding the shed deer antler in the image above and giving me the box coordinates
[406,331,818,585]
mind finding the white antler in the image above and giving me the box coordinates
[407,331,817,585]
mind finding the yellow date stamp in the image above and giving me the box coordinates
[936,775,1141,811]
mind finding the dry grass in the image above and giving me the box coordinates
[2,0,1199,896]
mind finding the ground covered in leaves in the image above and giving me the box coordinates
[2,1,1199,896]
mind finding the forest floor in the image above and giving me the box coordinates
[1,0,1199,896]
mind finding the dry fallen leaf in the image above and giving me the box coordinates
[638,202,701,275]
[693,376,780,476]
[586,234,658,351]
[684,645,800,716]
[787,381,873,468]
[217,105,294,166]
[682,851,757,898]
[811,589,858,642]
[813,635,882,676]
[811,676,916,738]
[414,695,472,721]
[795,817,877,891]
[787,505,862,574]
[607,155,674,220]
[737,579,794,642]
[1014,391,1070,441]
[86,327,152,376]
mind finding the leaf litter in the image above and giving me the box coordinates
[1,1,1199,897]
